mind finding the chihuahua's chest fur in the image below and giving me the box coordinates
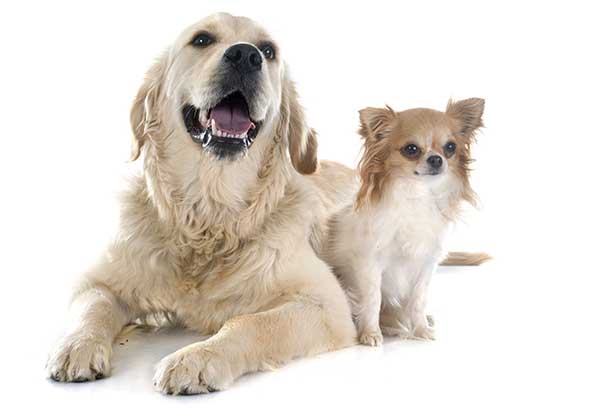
[376,184,449,260]
[374,181,453,306]
[370,181,452,275]
[337,179,453,262]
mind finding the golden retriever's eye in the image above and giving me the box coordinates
[191,32,215,48]
[401,144,421,158]
[259,42,276,60]
[444,141,456,158]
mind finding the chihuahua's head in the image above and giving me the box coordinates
[355,98,485,209]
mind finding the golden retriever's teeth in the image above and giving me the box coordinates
[201,129,211,147]
[205,120,249,140]
[201,113,209,128]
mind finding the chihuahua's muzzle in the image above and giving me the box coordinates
[414,154,446,176]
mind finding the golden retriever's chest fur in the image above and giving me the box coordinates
[162,274,281,334]
[98,173,315,334]
[167,239,287,333]
[109,232,286,334]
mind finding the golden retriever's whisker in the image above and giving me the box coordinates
[166,61,198,100]
[161,47,188,98]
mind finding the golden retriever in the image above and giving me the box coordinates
[46,13,356,394]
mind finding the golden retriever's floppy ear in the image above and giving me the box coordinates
[129,58,167,161]
[279,71,318,174]
[446,98,485,138]
[358,106,396,141]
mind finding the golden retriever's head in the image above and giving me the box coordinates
[356,98,485,208]
[130,13,317,174]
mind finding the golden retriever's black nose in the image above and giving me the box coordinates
[427,155,443,169]
[224,44,262,73]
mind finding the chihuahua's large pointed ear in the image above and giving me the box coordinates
[279,71,318,174]
[358,106,396,140]
[446,98,485,138]
[129,58,167,161]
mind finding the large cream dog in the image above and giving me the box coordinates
[46,13,356,394]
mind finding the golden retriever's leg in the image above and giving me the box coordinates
[153,295,356,395]
[46,284,132,382]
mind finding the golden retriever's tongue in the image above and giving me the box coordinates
[210,100,252,134]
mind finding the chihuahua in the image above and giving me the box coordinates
[325,98,486,345]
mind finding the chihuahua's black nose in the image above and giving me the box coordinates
[427,155,443,169]
[224,44,262,74]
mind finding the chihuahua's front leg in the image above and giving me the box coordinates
[47,283,132,382]
[350,267,383,346]
[380,262,435,340]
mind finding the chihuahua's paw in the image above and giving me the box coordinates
[359,330,383,346]
[413,325,436,341]
[47,333,111,382]
[154,344,233,395]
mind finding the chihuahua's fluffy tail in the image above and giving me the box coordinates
[440,252,492,266]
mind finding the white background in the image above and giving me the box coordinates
[1,0,599,408]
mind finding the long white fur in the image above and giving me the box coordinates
[326,167,461,345]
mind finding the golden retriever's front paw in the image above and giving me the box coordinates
[359,330,383,346]
[47,334,111,382]
[153,345,234,395]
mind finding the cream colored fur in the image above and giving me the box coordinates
[46,13,356,394]
[326,176,458,345]
[322,101,486,346]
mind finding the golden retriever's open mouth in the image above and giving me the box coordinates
[183,91,261,159]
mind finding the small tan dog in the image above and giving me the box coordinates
[324,99,488,346]
[46,13,357,394]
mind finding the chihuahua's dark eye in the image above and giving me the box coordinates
[259,43,276,60]
[444,141,456,157]
[402,144,421,158]
[191,32,215,48]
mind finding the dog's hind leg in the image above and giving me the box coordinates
[46,283,132,382]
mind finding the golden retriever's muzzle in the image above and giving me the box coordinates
[183,43,266,160]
